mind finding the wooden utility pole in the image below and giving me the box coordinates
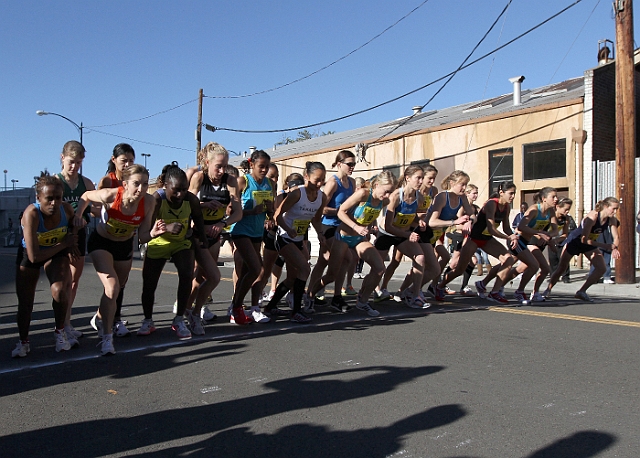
[615,0,636,283]
[196,88,204,164]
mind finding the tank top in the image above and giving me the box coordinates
[418,187,436,212]
[148,194,191,246]
[321,175,354,227]
[439,192,463,221]
[198,173,230,224]
[104,172,121,189]
[101,187,146,239]
[58,173,90,221]
[351,190,383,226]
[278,187,323,242]
[470,198,509,240]
[521,204,552,242]
[232,174,273,238]
[566,212,610,245]
[22,202,69,249]
[379,187,419,236]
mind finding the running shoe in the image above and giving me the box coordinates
[407,296,431,309]
[64,324,83,339]
[513,290,531,306]
[290,312,312,323]
[487,291,510,305]
[98,337,116,356]
[201,306,217,322]
[374,288,392,302]
[444,286,456,295]
[172,317,192,339]
[65,329,79,348]
[475,280,488,299]
[603,278,615,284]
[265,307,289,317]
[341,285,357,296]
[575,291,594,302]
[314,293,327,305]
[186,310,205,336]
[264,290,276,301]
[541,287,551,299]
[302,295,316,314]
[329,296,352,313]
[11,341,30,358]
[230,305,254,325]
[459,286,476,296]
[113,320,131,337]
[250,307,271,323]
[356,297,380,317]
[434,286,446,302]
[90,313,103,338]
[426,284,436,298]
[530,292,546,302]
[55,329,71,352]
[137,319,157,336]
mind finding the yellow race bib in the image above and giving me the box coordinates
[430,228,444,244]
[355,206,381,226]
[203,207,226,221]
[393,212,416,229]
[38,227,68,247]
[292,219,311,236]
[252,190,273,212]
[106,219,136,238]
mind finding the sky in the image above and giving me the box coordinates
[0,0,633,189]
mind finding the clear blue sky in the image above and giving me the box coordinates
[0,0,631,189]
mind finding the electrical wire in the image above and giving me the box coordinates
[204,0,432,99]
[88,128,193,152]
[210,0,584,135]
[85,98,199,129]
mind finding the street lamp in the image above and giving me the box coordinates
[3,170,6,192]
[36,111,84,145]
[141,153,151,169]
[11,179,18,192]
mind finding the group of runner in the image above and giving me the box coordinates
[12,142,622,358]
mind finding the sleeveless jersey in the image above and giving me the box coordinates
[148,195,191,246]
[321,175,354,227]
[471,198,509,240]
[58,173,90,221]
[101,187,145,239]
[351,190,383,226]
[521,204,552,242]
[439,192,463,221]
[232,174,273,238]
[22,202,69,249]
[379,187,419,236]
[198,173,230,224]
[418,187,436,213]
[278,187,323,242]
[566,213,610,245]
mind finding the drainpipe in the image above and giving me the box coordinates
[509,76,525,106]
[572,127,588,268]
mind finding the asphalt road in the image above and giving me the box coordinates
[1,248,639,457]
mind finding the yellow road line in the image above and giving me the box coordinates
[488,306,640,328]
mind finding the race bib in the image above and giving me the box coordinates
[588,232,600,241]
[355,206,381,226]
[533,219,549,231]
[292,219,311,236]
[430,228,444,245]
[252,190,273,212]
[38,227,68,247]
[203,207,226,221]
[482,222,500,237]
[420,195,432,212]
[393,212,416,229]
[106,219,136,238]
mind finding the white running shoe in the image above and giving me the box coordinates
[65,329,79,348]
[408,296,431,309]
[137,319,156,336]
[90,313,103,338]
[65,324,83,339]
[99,337,116,356]
[459,286,475,296]
[55,330,71,352]
[530,292,546,302]
[11,341,30,358]
[356,297,380,317]
[374,288,392,302]
[603,278,615,284]
[475,280,487,299]
[513,290,531,306]
[172,317,192,339]
[201,306,216,322]
[250,307,271,323]
[113,320,131,337]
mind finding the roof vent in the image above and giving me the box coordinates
[509,76,525,106]
[412,106,422,115]
[598,39,614,66]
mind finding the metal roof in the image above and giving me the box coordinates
[231,76,585,165]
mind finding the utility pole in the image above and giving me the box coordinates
[196,88,203,165]
[615,0,636,283]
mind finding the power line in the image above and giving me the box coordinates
[85,98,199,128]
[204,0,432,100]
[88,128,192,152]
[209,0,584,135]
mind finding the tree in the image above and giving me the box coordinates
[277,129,335,145]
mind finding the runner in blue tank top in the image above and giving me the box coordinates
[307,150,357,313]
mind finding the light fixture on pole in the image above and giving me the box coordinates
[11,179,18,192]
[141,153,151,169]
[36,111,84,145]
[3,170,6,192]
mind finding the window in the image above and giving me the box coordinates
[489,148,513,194]
[383,164,402,182]
[410,158,431,168]
[523,139,566,180]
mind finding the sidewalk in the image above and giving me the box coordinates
[336,258,640,300]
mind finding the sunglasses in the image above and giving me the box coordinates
[342,162,356,167]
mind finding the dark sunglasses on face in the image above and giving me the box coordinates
[343,162,356,168]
